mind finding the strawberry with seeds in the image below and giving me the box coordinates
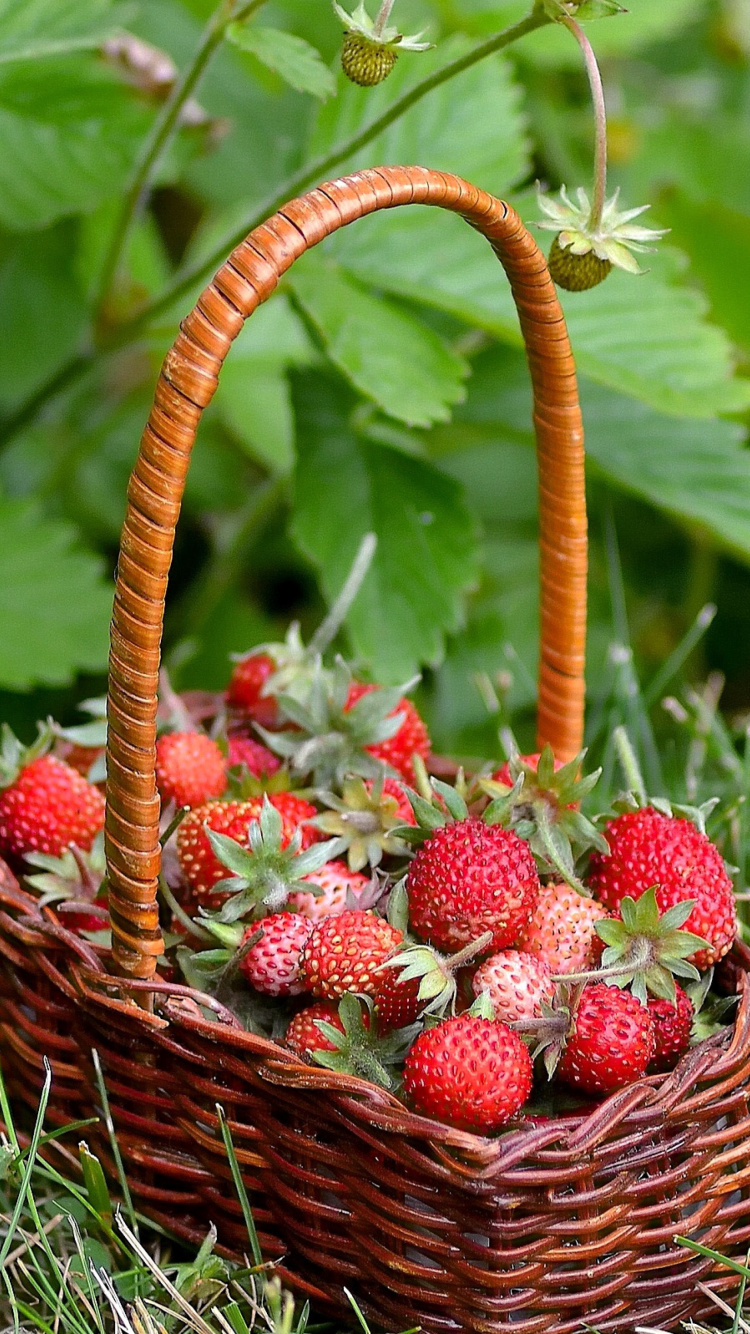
[288,860,369,920]
[299,909,403,999]
[648,985,694,1073]
[472,950,554,1026]
[239,913,314,996]
[0,725,104,859]
[286,1000,346,1055]
[403,1006,533,1132]
[588,806,736,969]
[557,986,655,1096]
[344,682,430,785]
[156,731,227,809]
[517,882,608,976]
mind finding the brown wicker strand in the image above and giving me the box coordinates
[106,165,587,979]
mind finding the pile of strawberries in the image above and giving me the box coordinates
[0,622,740,1136]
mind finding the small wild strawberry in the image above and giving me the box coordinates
[0,727,105,859]
[403,1012,532,1132]
[648,984,694,1073]
[407,818,539,953]
[334,2,430,88]
[227,736,280,777]
[288,860,369,920]
[588,806,736,969]
[299,909,403,999]
[156,732,227,809]
[557,985,655,1096]
[537,185,666,293]
[472,950,554,1026]
[239,913,314,997]
[517,882,608,976]
[345,682,430,785]
[286,1000,346,1055]
[226,652,280,729]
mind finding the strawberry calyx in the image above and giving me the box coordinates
[310,773,413,871]
[199,796,344,924]
[376,930,494,1025]
[480,745,607,892]
[23,834,109,931]
[0,721,53,790]
[590,887,708,1002]
[310,992,419,1091]
[257,658,420,788]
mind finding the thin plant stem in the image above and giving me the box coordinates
[561,15,607,229]
[613,725,647,802]
[374,0,397,37]
[0,5,550,449]
[94,0,269,321]
[105,6,550,340]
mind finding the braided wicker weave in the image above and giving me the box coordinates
[0,166,749,1334]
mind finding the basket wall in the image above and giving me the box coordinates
[1,878,750,1334]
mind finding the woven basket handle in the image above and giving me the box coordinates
[106,166,587,980]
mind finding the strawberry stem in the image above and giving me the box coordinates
[374,0,397,38]
[613,725,647,802]
[446,931,494,972]
[561,15,607,232]
[308,533,377,657]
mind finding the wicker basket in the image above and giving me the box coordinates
[1,165,750,1334]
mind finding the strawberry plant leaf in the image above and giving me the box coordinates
[326,216,750,418]
[0,53,154,230]
[226,23,335,99]
[0,0,122,65]
[289,253,469,428]
[0,498,112,689]
[291,375,480,683]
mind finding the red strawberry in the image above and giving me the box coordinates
[288,860,369,920]
[57,742,104,781]
[472,950,554,1025]
[374,967,423,1032]
[176,793,320,903]
[588,807,736,969]
[286,1001,345,1055]
[156,732,227,809]
[366,777,416,826]
[648,984,694,1073]
[345,682,430,784]
[0,756,104,859]
[517,883,608,976]
[226,653,279,728]
[403,1013,532,1132]
[239,913,314,996]
[227,736,280,777]
[558,985,654,1096]
[299,909,403,999]
[407,818,539,953]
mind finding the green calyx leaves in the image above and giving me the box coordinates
[311,773,411,871]
[202,795,344,923]
[595,886,708,1004]
[0,719,53,788]
[480,745,607,892]
[259,657,418,788]
[312,993,419,1090]
[24,832,106,907]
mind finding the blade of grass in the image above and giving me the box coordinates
[91,1049,139,1238]
[644,605,717,707]
[216,1105,262,1269]
[0,1060,51,1266]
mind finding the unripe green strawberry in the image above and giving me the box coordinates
[548,234,612,292]
[341,30,397,85]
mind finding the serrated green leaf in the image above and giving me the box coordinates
[327,217,750,418]
[226,23,335,99]
[0,499,112,689]
[0,54,153,230]
[290,254,468,428]
[291,375,480,683]
[429,777,468,822]
[205,828,254,878]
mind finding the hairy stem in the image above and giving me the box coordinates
[561,15,607,229]
[374,0,397,38]
[613,724,647,802]
[94,0,269,322]
[0,6,549,448]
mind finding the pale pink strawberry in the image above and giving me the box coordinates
[472,950,554,1025]
[288,861,369,921]
[239,913,314,997]
[517,883,608,976]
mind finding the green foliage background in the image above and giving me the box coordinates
[2,0,750,764]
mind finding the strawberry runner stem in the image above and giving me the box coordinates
[373,0,397,38]
[561,16,608,232]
